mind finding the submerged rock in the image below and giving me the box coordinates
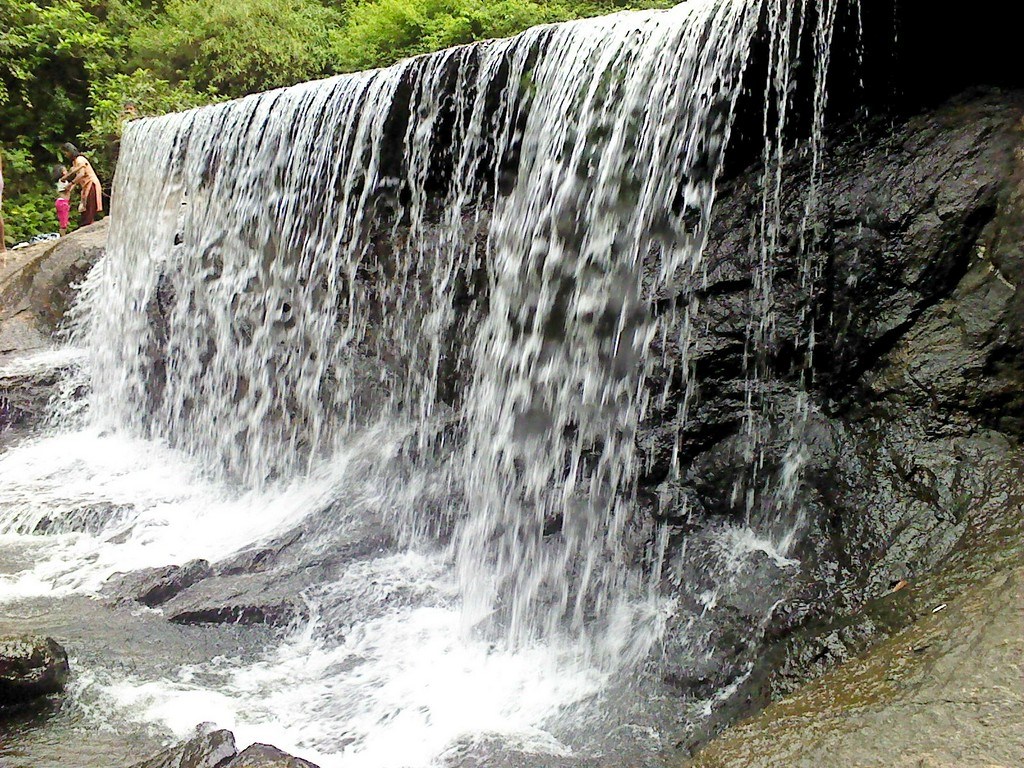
[443,744,599,768]
[0,635,70,709]
[131,729,236,768]
[131,728,320,768]
[156,514,391,627]
[162,571,304,626]
[107,559,213,608]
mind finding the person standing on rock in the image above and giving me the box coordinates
[59,143,103,227]
[53,166,73,237]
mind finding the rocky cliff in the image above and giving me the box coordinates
[646,89,1024,743]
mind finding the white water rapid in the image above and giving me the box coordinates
[0,1,849,765]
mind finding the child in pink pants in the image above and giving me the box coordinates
[55,175,72,236]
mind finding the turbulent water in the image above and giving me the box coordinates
[0,1,849,765]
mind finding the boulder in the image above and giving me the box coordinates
[131,728,237,768]
[0,219,108,359]
[227,744,320,768]
[0,635,70,708]
[687,566,1024,768]
[26,219,109,330]
[0,221,106,435]
[130,730,321,768]
[106,559,213,607]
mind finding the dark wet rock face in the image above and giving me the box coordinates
[0,363,61,433]
[0,636,70,709]
[640,91,1024,736]
[131,729,320,768]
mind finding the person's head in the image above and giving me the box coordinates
[51,164,66,182]
[61,142,81,161]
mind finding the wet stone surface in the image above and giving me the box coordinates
[129,728,322,768]
[0,636,70,710]
[686,565,1024,768]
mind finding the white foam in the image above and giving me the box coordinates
[0,347,86,378]
[0,427,622,767]
[81,554,607,768]
[717,524,801,570]
[0,426,394,596]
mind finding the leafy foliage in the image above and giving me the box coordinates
[83,69,222,178]
[128,0,347,98]
[2,185,59,244]
[334,0,676,71]
[1,0,675,245]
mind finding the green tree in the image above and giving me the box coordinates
[128,0,347,98]
[1,0,118,243]
[333,0,676,72]
[84,68,221,178]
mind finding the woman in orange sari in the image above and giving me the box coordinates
[60,143,103,226]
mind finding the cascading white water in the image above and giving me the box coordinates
[0,1,852,765]
[455,0,761,650]
[84,0,767,652]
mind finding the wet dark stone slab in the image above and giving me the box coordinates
[0,635,70,710]
[228,744,320,768]
[107,559,213,608]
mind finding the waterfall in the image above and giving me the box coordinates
[85,0,774,651]
[1,0,854,764]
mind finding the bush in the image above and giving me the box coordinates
[83,69,221,179]
[129,0,347,98]
[3,187,63,245]
[333,0,676,72]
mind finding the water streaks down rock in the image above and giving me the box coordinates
[1,1,1023,766]
[651,90,1024,722]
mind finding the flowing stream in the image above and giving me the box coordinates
[0,1,849,765]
